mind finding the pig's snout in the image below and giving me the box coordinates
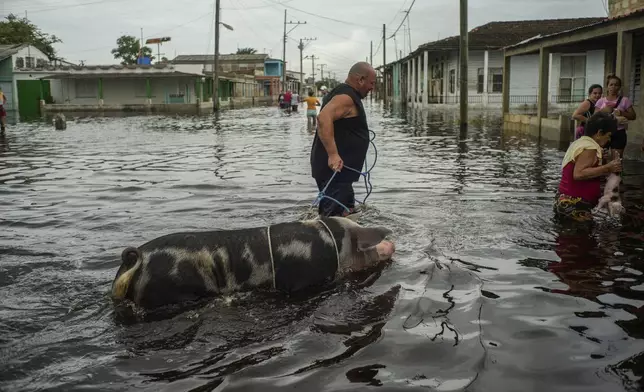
[376,240,395,261]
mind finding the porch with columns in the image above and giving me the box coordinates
[502,14,644,152]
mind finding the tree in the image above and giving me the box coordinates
[111,35,154,65]
[236,47,257,55]
[0,14,61,60]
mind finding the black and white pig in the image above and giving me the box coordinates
[111,217,396,309]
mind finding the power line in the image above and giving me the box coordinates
[388,0,416,39]
[6,0,132,14]
[386,0,409,27]
[222,0,295,10]
[262,0,380,30]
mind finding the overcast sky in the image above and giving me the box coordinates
[3,0,607,79]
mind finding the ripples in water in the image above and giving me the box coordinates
[1,104,644,391]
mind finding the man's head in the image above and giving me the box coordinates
[585,111,618,147]
[345,62,376,98]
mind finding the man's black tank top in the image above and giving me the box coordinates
[310,83,370,183]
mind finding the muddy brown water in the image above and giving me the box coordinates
[1,103,644,391]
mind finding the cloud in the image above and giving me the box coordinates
[2,0,607,78]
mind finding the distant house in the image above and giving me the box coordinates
[382,17,605,109]
[38,63,210,114]
[0,44,71,123]
[172,54,302,98]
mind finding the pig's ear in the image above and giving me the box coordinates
[354,226,392,251]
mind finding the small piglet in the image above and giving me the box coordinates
[595,172,625,217]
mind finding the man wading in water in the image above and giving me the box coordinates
[310,61,376,217]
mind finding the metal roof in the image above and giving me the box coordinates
[172,53,269,63]
[35,63,204,79]
[0,44,26,62]
[503,8,644,50]
[385,17,605,66]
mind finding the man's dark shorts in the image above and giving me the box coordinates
[315,177,355,217]
[610,129,627,150]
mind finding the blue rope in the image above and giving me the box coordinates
[312,129,378,213]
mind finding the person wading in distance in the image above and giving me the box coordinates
[310,61,376,217]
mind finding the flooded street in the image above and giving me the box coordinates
[2,102,644,391]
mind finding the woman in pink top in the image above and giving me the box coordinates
[554,112,621,222]
[595,75,637,160]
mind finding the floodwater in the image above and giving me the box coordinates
[2,102,644,392]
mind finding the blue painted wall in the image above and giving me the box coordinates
[264,60,282,77]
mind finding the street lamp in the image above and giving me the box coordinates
[220,22,234,31]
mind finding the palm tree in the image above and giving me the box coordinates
[236,47,257,54]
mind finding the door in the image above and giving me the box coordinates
[17,80,50,121]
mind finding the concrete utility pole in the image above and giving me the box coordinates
[459,0,468,127]
[318,63,327,81]
[282,10,306,92]
[305,54,319,89]
[213,0,221,112]
[298,37,316,94]
[370,40,373,101]
[382,24,387,105]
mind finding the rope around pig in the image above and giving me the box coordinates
[310,129,378,214]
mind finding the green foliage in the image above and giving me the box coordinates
[236,47,257,54]
[111,35,154,65]
[0,14,61,60]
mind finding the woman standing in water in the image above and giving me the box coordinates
[595,75,637,159]
[303,90,321,131]
[572,84,602,140]
[554,112,622,222]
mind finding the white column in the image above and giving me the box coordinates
[423,51,429,107]
[483,50,489,106]
[416,56,422,105]
[410,58,415,103]
[407,60,411,103]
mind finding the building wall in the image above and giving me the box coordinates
[609,0,644,17]
[174,64,204,75]
[51,77,199,105]
[11,45,49,69]
[508,50,604,102]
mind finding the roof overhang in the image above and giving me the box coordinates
[504,14,644,57]
[40,71,203,79]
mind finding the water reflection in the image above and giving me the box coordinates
[1,104,644,391]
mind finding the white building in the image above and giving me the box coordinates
[0,44,72,123]
[382,17,606,110]
[39,64,211,114]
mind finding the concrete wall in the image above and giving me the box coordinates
[174,64,204,75]
[503,113,572,148]
[51,77,200,105]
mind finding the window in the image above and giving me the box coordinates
[25,57,34,68]
[559,55,586,103]
[477,68,484,94]
[488,68,503,93]
[75,79,97,98]
[449,69,456,93]
[632,55,641,106]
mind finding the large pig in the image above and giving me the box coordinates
[111,217,396,309]
[595,172,625,217]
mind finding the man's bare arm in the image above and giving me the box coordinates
[317,94,354,158]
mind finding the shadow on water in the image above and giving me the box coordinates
[2,103,644,391]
